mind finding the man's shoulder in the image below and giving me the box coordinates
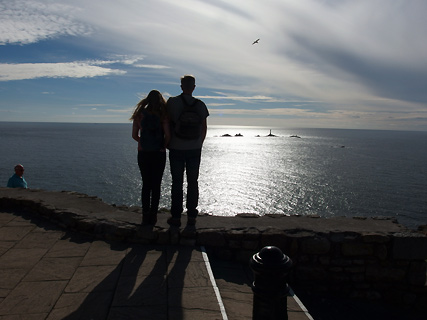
[167,95,181,103]
[196,99,209,117]
[197,98,207,108]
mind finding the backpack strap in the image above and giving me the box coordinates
[180,94,199,107]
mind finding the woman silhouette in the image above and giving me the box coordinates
[130,90,170,225]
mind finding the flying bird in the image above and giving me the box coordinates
[252,38,260,45]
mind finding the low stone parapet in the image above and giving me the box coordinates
[1,187,426,309]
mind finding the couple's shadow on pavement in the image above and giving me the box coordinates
[62,240,194,320]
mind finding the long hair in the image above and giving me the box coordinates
[130,90,167,120]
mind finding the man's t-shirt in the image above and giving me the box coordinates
[167,94,209,150]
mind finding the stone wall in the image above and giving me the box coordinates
[200,227,427,309]
[1,188,426,309]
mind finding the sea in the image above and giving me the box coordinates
[1,122,426,229]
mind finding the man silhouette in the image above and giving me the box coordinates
[166,75,209,227]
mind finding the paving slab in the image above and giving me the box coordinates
[0,281,67,315]
[47,292,114,320]
[23,257,82,281]
[0,209,312,319]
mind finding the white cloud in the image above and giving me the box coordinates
[208,103,236,107]
[200,94,274,101]
[77,104,111,107]
[209,106,427,131]
[134,64,171,69]
[0,0,91,45]
[106,108,133,114]
[0,62,126,81]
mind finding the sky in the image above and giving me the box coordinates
[1,0,426,131]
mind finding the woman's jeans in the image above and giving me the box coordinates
[138,150,166,213]
[169,148,202,219]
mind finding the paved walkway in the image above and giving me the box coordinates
[0,210,311,320]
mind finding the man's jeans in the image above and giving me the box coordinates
[169,148,202,219]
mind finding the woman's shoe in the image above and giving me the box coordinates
[142,212,151,225]
[149,212,158,225]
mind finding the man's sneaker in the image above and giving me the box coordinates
[167,217,181,227]
[187,217,197,226]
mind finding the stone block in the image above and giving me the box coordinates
[342,242,374,256]
[114,225,135,239]
[361,233,390,243]
[329,231,359,243]
[56,211,77,228]
[331,274,350,282]
[180,238,196,246]
[235,250,256,263]
[224,229,244,241]
[260,229,287,250]
[351,274,365,282]
[351,290,382,300]
[300,237,331,254]
[330,258,352,267]
[345,266,365,273]
[354,283,371,289]
[366,265,406,282]
[243,228,260,240]
[375,244,388,260]
[329,267,343,273]
[169,230,180,245]
[136,228,157,241]
[242,240,259,250]
[157,229,170,244]
[75,219,95,233]
[392,235,427,260]
[181,228,197,238]
[319,256,330,265]
[213,248,233,261]
[407,261,427,286]
[366,265,380,278]
[295,266,327,282]
[228,240,241,249]
[289,239,298,256]
[402,292,417,305]
[197,230,226,247]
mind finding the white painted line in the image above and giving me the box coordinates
[200,246,229,320]
[288,287,315,320]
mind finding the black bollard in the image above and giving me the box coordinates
[250,246,293,320]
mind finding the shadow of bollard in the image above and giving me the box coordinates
[250,246,293,320]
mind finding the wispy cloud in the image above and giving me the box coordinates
[134,64,171,69]
[0,62,126,81]
[0,0,91,45]
[1,0,426,129]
